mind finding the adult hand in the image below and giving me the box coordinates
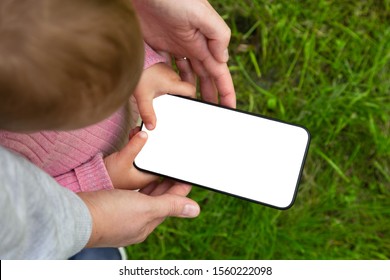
[132,0,236,108]
[79,181,199,247]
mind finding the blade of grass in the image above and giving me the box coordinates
[315,148,351,183]
[249,50,262,77]
[235,55,274,98]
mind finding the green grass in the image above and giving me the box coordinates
[127,0,390,259]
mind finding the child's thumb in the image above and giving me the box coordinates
[117,131,148,162]
[169,81,196,99]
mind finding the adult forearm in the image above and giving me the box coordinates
[0,147,92,259]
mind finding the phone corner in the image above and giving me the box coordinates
[274,195,298,210]
[133,161,143,171]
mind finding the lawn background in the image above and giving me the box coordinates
[127,0,390,259]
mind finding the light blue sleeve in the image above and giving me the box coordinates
[0,146,92,259]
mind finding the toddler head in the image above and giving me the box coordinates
[0,0,143,131]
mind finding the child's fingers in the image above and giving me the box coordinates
[169,80,196,99]
[129,126,141,140]
[117,131,148,163]
[136,96,156,130]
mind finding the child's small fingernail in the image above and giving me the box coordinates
[138,131,147,138]
[145,123,154,130]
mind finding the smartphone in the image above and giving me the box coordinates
[134,94,310,209]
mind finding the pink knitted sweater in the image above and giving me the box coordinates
[0,43,165,193]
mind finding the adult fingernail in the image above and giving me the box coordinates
[223,49,229,62]
[145,123,154,130]
[182,204,200,218]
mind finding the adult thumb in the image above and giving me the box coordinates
[152,194,200,219]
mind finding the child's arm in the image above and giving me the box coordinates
[54,153,113,193]
[0,130,116,193]
[144,42,167,69]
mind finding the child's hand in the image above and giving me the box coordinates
[133,63,196,130]
[104,127,157,190]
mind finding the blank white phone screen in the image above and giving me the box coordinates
[134,94,310,209]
